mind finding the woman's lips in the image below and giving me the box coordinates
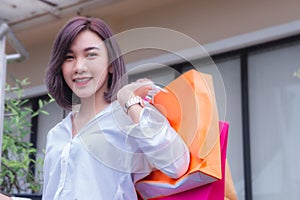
[73,77,92,87]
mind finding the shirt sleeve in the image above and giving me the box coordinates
[127,104,190,179]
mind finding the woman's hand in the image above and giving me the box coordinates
[117,79,154,122]
[117,78,153,108]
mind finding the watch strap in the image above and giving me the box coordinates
[124,96,145,114]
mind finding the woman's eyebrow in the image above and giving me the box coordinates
[66,46,100,53]
[84,46,100,52]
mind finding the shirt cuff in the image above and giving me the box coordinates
[127,104,190,177]
[127,104,168,139]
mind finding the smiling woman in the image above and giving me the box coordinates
[41,16,190,200]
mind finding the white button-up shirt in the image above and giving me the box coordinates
[42,102,189,200]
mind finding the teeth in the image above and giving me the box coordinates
[74,78,90,82]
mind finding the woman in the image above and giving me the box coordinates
[42,16,189,200]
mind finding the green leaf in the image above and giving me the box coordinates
[2,78,51,193]
[38,99,44,108]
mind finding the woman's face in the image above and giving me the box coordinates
[62,30,111,99]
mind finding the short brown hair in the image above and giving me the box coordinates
[45,16,126,110]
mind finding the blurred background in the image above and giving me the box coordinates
[1,0,300,199]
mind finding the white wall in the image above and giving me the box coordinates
[6,0,300,87]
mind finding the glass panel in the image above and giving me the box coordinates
[215,57,245,200]
[248,41,300,200]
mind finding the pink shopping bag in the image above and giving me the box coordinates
[154,121,229,200]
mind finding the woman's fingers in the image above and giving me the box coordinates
[117,78,166,107]
[133,82,153,98]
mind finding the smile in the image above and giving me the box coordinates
[74,77,92,82]
[73,77,92,86]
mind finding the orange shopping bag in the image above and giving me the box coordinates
[135,69,222,199]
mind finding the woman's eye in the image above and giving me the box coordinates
[65,55,74,61]
[87,53,97,58]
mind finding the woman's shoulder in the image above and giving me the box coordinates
[47,112,73,137]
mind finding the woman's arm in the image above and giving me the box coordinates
[128,105,190,178]
[118,79,190,178]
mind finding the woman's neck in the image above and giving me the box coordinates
[72,93,110,137]
[79,90,110,116]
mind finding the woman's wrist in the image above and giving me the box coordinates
[123,95,145,114]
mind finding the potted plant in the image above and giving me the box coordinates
[0,79,53,199]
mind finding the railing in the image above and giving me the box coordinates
[0,21,29,169]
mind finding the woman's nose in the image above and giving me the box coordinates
[74,58,86,74]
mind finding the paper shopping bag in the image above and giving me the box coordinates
[154,121,229,200]
[135,69,222,199]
